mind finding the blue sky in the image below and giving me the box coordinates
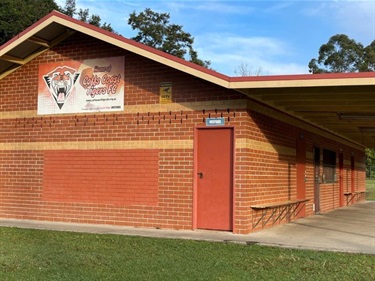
[55,0,375,76]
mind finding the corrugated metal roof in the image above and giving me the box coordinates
[7,40,44,59]
[0,13,76,79]
[0,59,16,74]
[34,22,71,42]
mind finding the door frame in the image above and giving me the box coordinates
[313,147,321,213]
[339,152,344,207]
[296,135,306,218]
[351,156,355,193]
[192,126,235,232]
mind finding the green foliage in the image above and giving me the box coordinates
[62,0,75,17]
[0,0,114,46]
[0,0,58,45]
[366,148,375,178]
[1,1,209,67]
[308,34,375,73]
[59,0,114,32]
[366,179,375,200]
[128,8,210,68]
[364,40,375,71]
[1,227,374,280]
[365,148,375,167]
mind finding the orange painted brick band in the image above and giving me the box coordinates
[43,150,159,206]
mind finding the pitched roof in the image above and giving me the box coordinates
[1,11,373,86]
[1,10,375,147]
[0,10,230,85]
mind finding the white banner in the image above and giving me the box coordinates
[38,56,124,115]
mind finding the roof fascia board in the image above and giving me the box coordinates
[0,30,74,80]
[1,11,373,91]
[229,76,375,89]
[0,10,231,87]
[0,14,76,80]
[50,14,232,88]
[0,16,56,56]
[245,99,365,150]
[0,48,48,80]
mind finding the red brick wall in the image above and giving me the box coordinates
[238,109,366,232]
[0,32,366,234]
[0,151,44,218]
[43,150,159,206]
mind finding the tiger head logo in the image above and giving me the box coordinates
[43,66,80,109]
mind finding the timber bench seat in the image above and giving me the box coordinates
[344,191,366,204]
[251,199,309,229]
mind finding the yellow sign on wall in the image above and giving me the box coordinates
[160,82,172,104]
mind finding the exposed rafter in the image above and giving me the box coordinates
[0,24,76,80]
[0,54,25,64]
[27,36,50,48]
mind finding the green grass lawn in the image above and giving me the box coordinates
[0,227,374,281]
[366,179,375,200]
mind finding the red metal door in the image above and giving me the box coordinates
[296,136,306,218]
[196,128,233,231]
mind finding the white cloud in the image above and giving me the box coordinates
[53,1,315,76]
[333,0,375,45]
[195,33,309,76]
[300,2,329,17]
[265,1,294,13]
[54,0,66,7]
[187,2,254,14]
[299,0,374,45]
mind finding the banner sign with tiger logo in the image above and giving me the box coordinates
[38,56,124,115]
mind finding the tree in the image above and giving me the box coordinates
[0,0,58,45]
[60,0,114,32]
[364,40,375,71]
[310,35,375,173]
[0,0,114,46]
[128,8,210,68]
[366,148,375,178]
[234,63,262,76]
[62,0,75,17]
[308,34,375,73]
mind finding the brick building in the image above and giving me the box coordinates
[0,11,373,234]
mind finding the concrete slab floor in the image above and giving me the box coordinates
[249,201,375,255]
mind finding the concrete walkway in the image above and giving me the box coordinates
[1,201,374,255]
[249,201,375,255]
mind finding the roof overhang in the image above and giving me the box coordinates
[229,73,375,148]
[1,11,375,148]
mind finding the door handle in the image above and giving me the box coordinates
[197,172,203,179]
